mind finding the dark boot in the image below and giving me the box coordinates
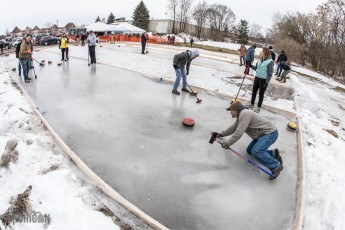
[274,149,283,166]
[172,90,180,95]
[181,88,190,93]
[269,165,283,180]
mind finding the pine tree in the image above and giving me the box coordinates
[107,12,115,24]
[237,20,249,44]
[132,1,150,31]
[95,16,101,22]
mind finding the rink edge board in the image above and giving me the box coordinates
[4,61,169,230]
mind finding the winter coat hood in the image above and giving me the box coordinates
[188,49,199,59]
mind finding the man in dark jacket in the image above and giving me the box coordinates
[245,44,256,74]
[213,100,283,180]
[275,50,288,75]
[172,49,199,94]
[81,33,86,46]
[269,46,276,62]
[141,32,147,54]
[15,41,22,77]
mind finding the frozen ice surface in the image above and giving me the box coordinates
[6,49,297,230]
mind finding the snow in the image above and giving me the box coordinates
[1,39,345,229]
[192,40,345,229]
[196,40,262,56]
[0,62,119,229]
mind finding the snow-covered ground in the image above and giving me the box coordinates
[0,62,120,229]
[1,40,345,229]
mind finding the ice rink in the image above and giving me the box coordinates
[6,46,297,230]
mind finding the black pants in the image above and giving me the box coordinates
[251,76,267,108]
[61,47,69,60]
[141,42,146,54]
[244,61,251,74]
[89,45,96,63]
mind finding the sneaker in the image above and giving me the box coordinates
[181,88,190,93]
[25,79,30,83]
[269,164,284,180]
[172,90,180,95]
[254,107,261,113]
[274,149,283,166]
[246,102,254,109]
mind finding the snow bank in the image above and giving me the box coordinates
[0,61,119,230]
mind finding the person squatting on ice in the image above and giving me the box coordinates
[87,31,97,64]
[275,50,288,76]
[172,49,199,95]
[59,33,69,61]
[19,36,32,83]
[276,61,291,83]
[248,47,274,113]
[213,100,283,180]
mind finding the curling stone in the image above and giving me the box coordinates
[48,61,52,64]
[57,61,62,66]
[41,60,45,63]
[182,118,195,127]
[12,68,16,71]
[287,122,297,131]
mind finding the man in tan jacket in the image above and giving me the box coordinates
[214,101,283,180]
[238,44,247,66]
[19,36,32,83]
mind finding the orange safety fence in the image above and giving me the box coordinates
[68,34,170,44]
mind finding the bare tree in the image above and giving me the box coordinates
[45,22,53,29]
[178,0,193,33]
[167,0,179,34]
[207,4,236,41]
[193,1,209,38]
[249,23,262,37]
[270,0,345,81]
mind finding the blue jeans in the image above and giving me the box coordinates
[246,129,280,171]
[173,68,187,91]
[19,58,30,81]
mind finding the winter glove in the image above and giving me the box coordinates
[212,132,223,138]
[186,70,189,75]
[221,142,230,149]
[173,64,177,69]
[263,82,268,88]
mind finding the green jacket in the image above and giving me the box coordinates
[221,109,277,146]
[19,42,31,59]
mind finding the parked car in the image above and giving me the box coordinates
[11,37,23,47]
[0,39,12,49]
[39,36,60,45]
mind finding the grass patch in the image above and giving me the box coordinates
[333,86,345,94]
[166,42,240,55]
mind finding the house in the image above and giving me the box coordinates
[31,26,40,35]
[11,26,22,37]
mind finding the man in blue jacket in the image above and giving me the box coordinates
[245,44,256,74]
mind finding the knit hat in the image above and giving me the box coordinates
[226,100,243,111]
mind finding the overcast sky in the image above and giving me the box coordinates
[1,0,328,35]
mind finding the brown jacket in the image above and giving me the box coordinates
[221,109,277,146]
[239,45,247,57]
[19,42,31,59]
